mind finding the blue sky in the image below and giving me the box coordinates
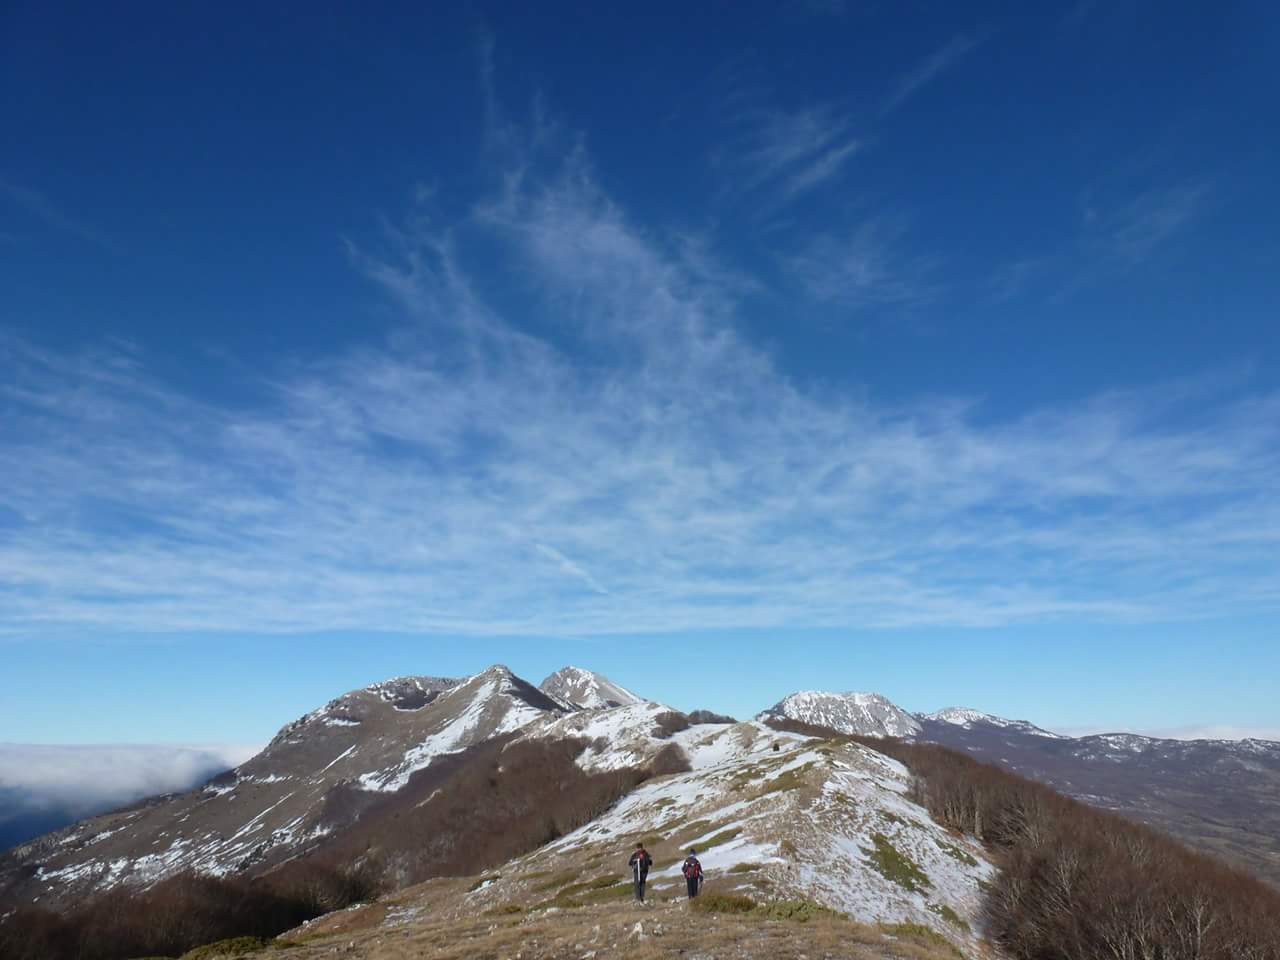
[2,2,1278,746]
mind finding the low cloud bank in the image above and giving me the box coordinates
[0,742,261,850]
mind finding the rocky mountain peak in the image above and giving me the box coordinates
[539,665,644,710]
[920,706,1067,740]
[757,690,922,738]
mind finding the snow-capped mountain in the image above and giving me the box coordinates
[0,664,572,907]
[757,690,923,737]
[538,665,644,710]
[7,664,1280,931]
[920,706,1067,739]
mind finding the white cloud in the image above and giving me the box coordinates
[1091,179,1213,266]
[0,743,260,818]
[725,106,862,207]
[0,175,121,253]
[784,218,934,306]
[882,33,983,115]
[0,136,1277,640]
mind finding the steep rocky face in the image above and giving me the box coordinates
[757,691,923,738]
[538,666,644,710]
[0,665,571,908]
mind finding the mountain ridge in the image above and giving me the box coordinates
[6,664,1280,916]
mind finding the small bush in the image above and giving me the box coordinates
[651,711,691,739]
[862,833,930,892]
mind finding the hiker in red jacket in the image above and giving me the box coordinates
[629,842,653,903]
[682,848,704,899]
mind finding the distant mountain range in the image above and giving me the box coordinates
[4,665,1277,922]
[763,688,1280,885]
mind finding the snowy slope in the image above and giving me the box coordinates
[758,691,923,737]
[920,707,1067,740]
[467,718,993,954]
[539,666,644,709]
[3,665,568,906]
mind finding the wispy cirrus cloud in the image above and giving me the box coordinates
[882,33,983,115]
[1,130,1278,640]
[784,217,935,307]
[725,106,862,206]
[1085,178,1214,267]
[0,174,121,252]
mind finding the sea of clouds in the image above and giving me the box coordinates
[0,743,260,850]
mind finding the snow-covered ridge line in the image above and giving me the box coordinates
[921,707,1068,740]
[758,690,922,738]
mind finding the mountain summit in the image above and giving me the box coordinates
[538,666,644,710]
[757,690,922,737]
[920,706,1067,739]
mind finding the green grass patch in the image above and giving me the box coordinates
[935,838,979,867]
[481,906,522,921]
[691,895,841,924]
[576,882,633,904]
[466,873,501,892]
[929,903,970,932]
[180,938,277,960]
[534,870,578,891]
[862,833,931,892]
[690,893,758,915]
[534,874,633,910]
[556,874,628,897]
[756,762,816,797]
[756,900,843,923]
[880,922,964,959]
[699,827,743,849]
[674,819,713,842]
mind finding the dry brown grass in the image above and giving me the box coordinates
[276,899,970,960]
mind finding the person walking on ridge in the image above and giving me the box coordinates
[629,842,653,903]
[682,848,703,899]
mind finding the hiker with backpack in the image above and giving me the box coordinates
[629,842,653,903]
[682,848,704,899]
